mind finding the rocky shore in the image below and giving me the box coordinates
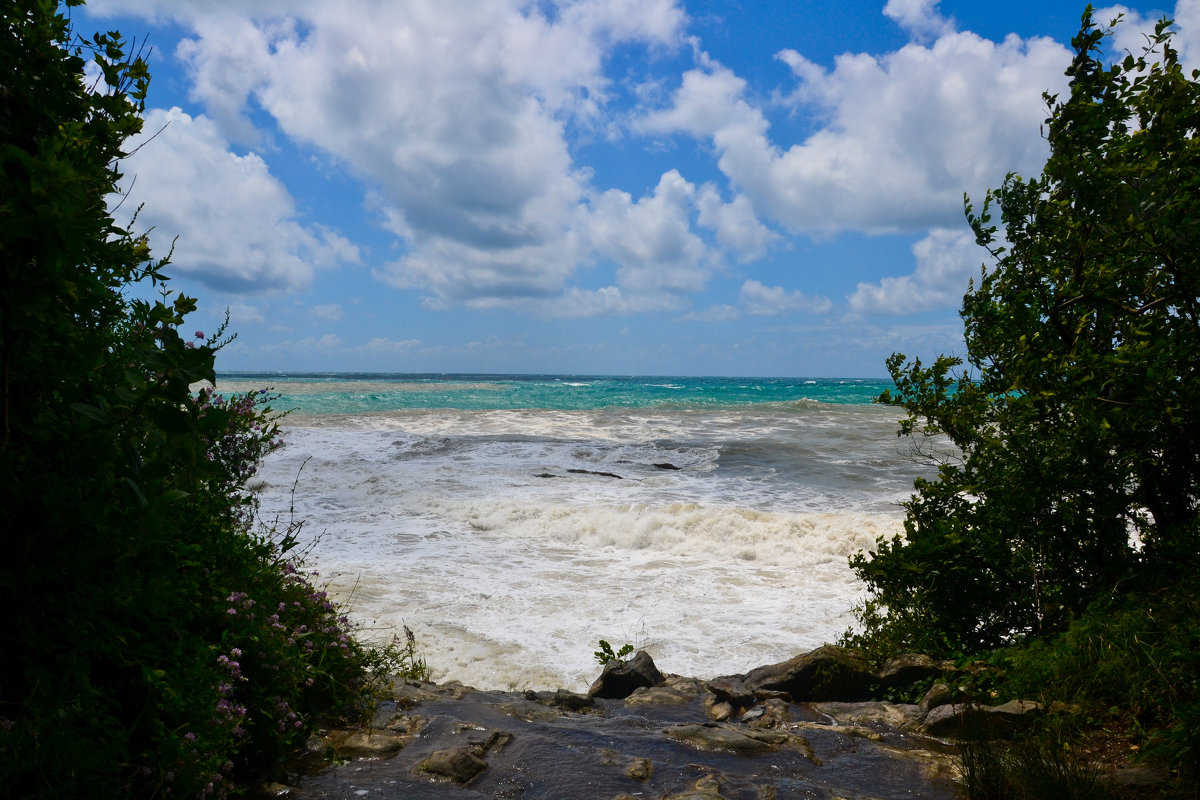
[266,644,1167,798]
[273,645,1059,799]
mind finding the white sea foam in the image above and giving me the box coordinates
[250,404,923,691]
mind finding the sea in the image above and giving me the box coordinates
[215,373,934,692]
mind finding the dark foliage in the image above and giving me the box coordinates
[851,7,1200,655]
[0,3,417,796]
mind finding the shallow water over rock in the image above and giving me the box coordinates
[290,678,960,799]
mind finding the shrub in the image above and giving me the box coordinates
[0,3,418,796]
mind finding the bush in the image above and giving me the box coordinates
[0,3,419,796]
[1000,575,1200,790]
[958,718,1111,800]
[853,8,1200,656]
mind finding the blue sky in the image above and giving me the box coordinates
[81,0,1196,377]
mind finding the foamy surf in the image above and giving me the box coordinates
[235,375,928,691]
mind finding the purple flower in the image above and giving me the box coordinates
[194,331,205,339]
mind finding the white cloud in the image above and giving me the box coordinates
[117,107,358,292]
[740,280,832,316]
[883,0,954,42]
[227,302,265,325]
[174,15,281,144]
[311,303,345,322]
[847,227,983,314]
[261,333,345,353]
[364,337,421,353]
[684,304,740,322]
[642,25,1071,236]
[696,185,778,262]
[1094,2,1200,70]
[588,170,710,295]
[127,0,689,315]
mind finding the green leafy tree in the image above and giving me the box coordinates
[1,3,416,796]
[851,7,1200,655]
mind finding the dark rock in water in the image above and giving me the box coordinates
[663,723,779,754]
[417,746,488,784]
[534,472,558,478]
[878,653,951,688]
[567,468,623,479]
[626,684,696,707]
[742,645,875,701]
[663,774,724,800]
[745,697,792,729]
[653,462,681,470]
[704,698,734,721]
[663,723,821,763]
[522,688,594,711]
[550,688,595,712]
[588,650,664,699]
[740,705,766,724]
[624,756,653,782]
[417,727,512,783]
[705,678,755,708]
[327,730,406,759]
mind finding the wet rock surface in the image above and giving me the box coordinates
[741,645,877,701]
[588,649,666,699]
[289,671,961,799]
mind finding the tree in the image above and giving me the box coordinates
[1,3,408,796]
[851,7,1200,655]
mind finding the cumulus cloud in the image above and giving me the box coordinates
[116,107,359,292]
[740,280,832,316]
[696,186,778,262]
[1094,2,1200,69]
[883,0,954,41]
[93,0,1175,323]
[364,337,421,353]
[588,170,710,295]
[642,25,1071,236]
[847,227,984,314]
[124,0,690,314]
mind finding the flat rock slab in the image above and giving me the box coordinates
[328,731,407,760]
[289,681,960,800]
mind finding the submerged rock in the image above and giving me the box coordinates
[566,468,623,479]
[624,756,653,782]
[417,746,488,784]
[415,728,511,785]
[663,723,820,763]
[664,774,725,799]
[327,730,407,759]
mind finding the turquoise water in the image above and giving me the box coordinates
[216,373,889,414]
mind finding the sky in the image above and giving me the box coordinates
[78,0,1198,378]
